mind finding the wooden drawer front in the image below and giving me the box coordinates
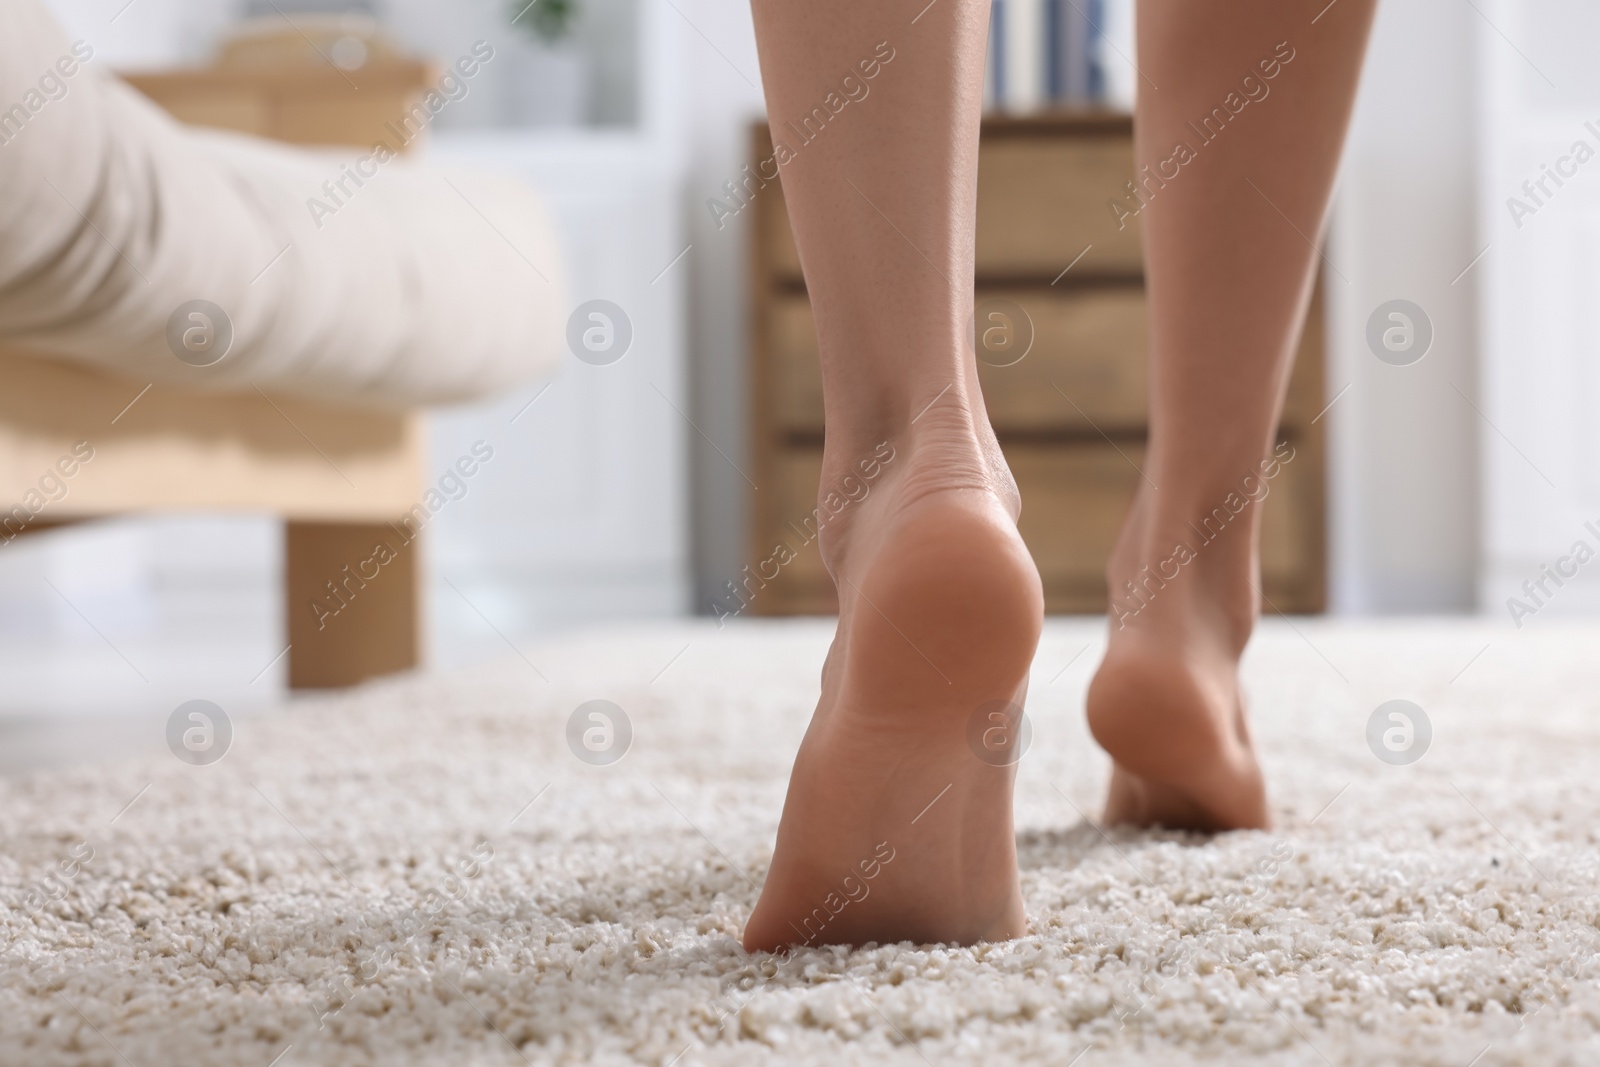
[977,288,1149,431]
[766,283,1324,435]
[753,440,1317,616]
[1010,442,1317,612]
[765,297,827,433]
[749,449,839,615]
[760,135,1143,282]
[766,289,1149,433]
[1283,284,1326,425]
[1008,444,1138,609]
[976,137,1143,276]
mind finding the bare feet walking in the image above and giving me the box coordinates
[740,0,1043,950]
[742,413,1043,951]
[741,0,1380,949]
[1085,0,1377,831]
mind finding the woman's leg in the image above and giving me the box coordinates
[1087,0,1378,829]
[741,0,1044,951]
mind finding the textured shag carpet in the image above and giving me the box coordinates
[3,618,1600,1066]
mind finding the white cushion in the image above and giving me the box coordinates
[0,1,566,408]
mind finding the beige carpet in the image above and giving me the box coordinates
[3,618,1599,1066]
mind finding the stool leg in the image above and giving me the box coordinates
[285,520,419,689]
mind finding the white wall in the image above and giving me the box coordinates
[1325,0,1481,613]
[426,131,691,665]
[42,0,233,67]
[671,0,766,615]
[1477,0,1600,618]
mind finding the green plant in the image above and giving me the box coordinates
[509,0,577,44]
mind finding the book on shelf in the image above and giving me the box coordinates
[986,0,1119,113]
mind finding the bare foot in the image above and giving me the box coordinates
[742,415,1044,952]
[1085,493,1271,832]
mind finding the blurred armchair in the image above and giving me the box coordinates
[0,6,564,687]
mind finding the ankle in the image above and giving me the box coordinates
[813,397,1018,584]
[821,383,1012,501]
[1106,507,1259,654]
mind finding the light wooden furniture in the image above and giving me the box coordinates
[123,25,436,152]
[748,113,1327,615]
[0,30,437,688]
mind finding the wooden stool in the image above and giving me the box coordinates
[0,24,438,688]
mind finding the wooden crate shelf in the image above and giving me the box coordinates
[747,112,1327,616]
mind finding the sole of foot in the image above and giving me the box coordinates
[742,480,1044,953]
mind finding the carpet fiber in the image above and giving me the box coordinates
[4,618,1600,1066]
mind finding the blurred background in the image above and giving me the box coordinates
[2,0,1590,767]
